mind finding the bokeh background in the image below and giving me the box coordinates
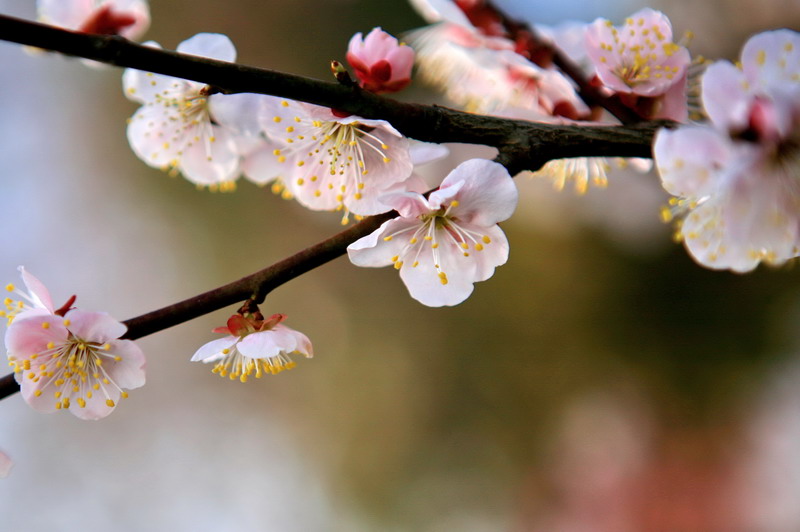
[1,0,800,530]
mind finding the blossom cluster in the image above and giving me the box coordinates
[405,1,689,192]
[654,30,800,272]
[4,0,797,482]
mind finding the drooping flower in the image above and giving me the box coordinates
[259,96,413,218]
[654,29,800,272]
[124,33,262,187]
[37,0,150,40]
[192,313,313,381]
[529,156,652,194]
[346,28,415,93]
[585,8,691,121]
[348,158,518,306]
[6,309,146,420]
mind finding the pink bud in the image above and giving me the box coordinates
[346,28,415,94]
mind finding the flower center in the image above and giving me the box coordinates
[13,329,127,411]
[211,346,297,382]
[383,200,493,285]
[271,102,393,209]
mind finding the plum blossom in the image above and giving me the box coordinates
[347,28,415,93]
[192,312,313,381]
[654,29,800,272]
[124,33,262,187]
[407,20,588,119]
[348,158,518,306]
[6,309,146,420]
[259,96,413,218]
[37,0,149,40]
[585,8,691,121]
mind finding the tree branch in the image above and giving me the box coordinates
[0,13,670,401]
[0,14,663,170]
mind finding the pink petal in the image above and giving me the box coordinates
[18,266,54,313]
[5,314,68,358]
[104,340,147,390]
[64,309,127,343]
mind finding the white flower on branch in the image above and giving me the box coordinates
[124,33,264,188]
[192,313,312,381]
[259,96,414,219]
[348,158,518,306]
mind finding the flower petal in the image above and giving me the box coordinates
[442,159,518,226]
[191,336,239,362]
[177,33,237,62]
[105,340,147,390]
[64,309,127,343]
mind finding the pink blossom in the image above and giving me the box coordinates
[192,313,313,381]
[37,0,149,40]
[259,96,413,218]
[702,29,800,134]
[346,28,414,93]
[6,309,146,420]
[347,159,518,306]
[124,33,264,187]
[654,30,800,272]
[585,8,691,121]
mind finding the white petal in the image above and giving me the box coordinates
[177,33,236,62]
[654,126,731,199]
[410,141,449,167]
[126,104,185,169]
[241,138,284,185]
[702,61,751,131]
[178,125,241,185]
[191,336,239,362]
[347,218,421,267]
[38,0,93,29]
[237,330,293,359]
[742,29,800,88]
[210,93,266,136]
[443,159,518,226]
[398,247,476,307]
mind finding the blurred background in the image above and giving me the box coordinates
[0,0,799,530]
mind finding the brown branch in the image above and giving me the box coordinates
[0,14,663,169]
[0,14,671,400]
